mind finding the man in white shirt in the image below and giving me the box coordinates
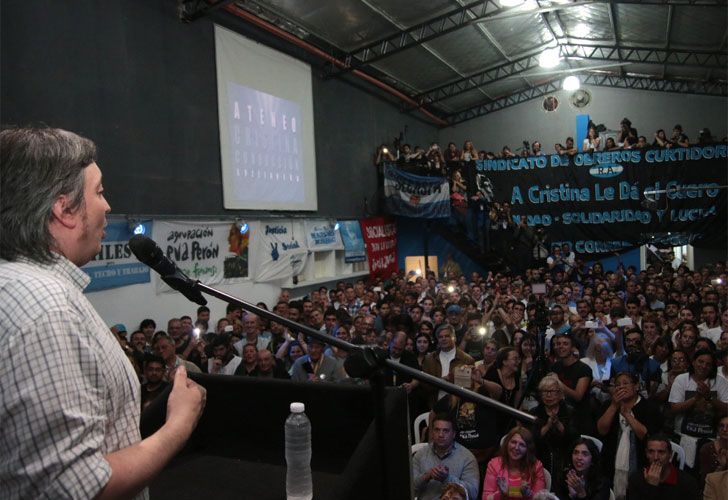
[208,334,242,375]
[699,303,722,343]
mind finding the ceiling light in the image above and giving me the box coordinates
[563,75,580,91]
[539,48,561,68]
[571,23,590,38]
[499,0,525,7]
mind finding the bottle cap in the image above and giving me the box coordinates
[290,402,305,413]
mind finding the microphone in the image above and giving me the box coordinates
[128,235,207,306]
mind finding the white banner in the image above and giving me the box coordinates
[304,219,344,251]
[152,221,249,294]
[251,219,309,282]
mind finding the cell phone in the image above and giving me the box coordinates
[584,321,598,329]
[617,317,633,327]
[532,283,546,295]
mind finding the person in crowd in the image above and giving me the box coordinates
[531,141,544,156]
[580,335,613,404]
[422,325,475,408]
[482,426,546,500]
[412,413,480,500]
[617,118,637,145]
[611,328,662,398]
[668,349,728,469]
[653,129,670,147]
[699,302,722,343]
[626,434,698,498]
[670,124,690,148]
[416,332,435,369]
[154,334,202,381]
[290,337,344,383]
[276,339,306,375]
[582,126,601,152]
[141,355,169,411]
[553,438,610,500]
[473,339,499,381]
[140,318,157,344]
[460,140,478,162]
[385,331,421,392]
[596,372,663,499]
[550,334,592,433]
[234,343,259,376]
[208,334,242,375]
[233,312,270,354]
[655,349,689,403]
[697,414,728,487]
[255,348,290,379]
[474,346,523,437]
[530,374,577,477]
[604,137,619,151]
[0,127,205,498]
[444,142,460,164]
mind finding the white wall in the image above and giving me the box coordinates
[86,278,282,333]
[439,85,728,152]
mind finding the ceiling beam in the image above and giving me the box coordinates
[446,73,727,125]
[345,0,726,67]
[418,43,727,105]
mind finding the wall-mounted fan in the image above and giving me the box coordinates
[569,89,592,109]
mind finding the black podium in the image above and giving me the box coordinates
[141,374,413,499]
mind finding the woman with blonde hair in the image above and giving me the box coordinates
[482,426,545,499]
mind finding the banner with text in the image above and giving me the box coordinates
[338,220,367,263]
[476,145,728,254]
[360,217,398,279]
[251,219,309,282]
[82,220,151,292]
[304,219,344,251]
[384,164,451,218]
[152,221,249,294]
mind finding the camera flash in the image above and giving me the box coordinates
[447,285,455,293]
[478,327,486,336]
[193,327,201,337]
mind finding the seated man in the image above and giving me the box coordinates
[255,349,290,379]
[141,355,169,411]
[290,337,343,383]
[208,334,242,375]
[626,434,698,498]
[412,413,479,500]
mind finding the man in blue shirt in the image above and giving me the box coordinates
[612,328,661,398]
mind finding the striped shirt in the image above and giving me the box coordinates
[0,256,146,499]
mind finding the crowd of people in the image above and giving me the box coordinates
[117,251,728,499]
[374,118,726,255]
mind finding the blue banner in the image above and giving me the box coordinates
[384,165,451,218]
[477,144,728,254]
[338,220,366,263]
[82,220,152,292]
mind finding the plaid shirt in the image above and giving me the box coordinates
[0,256,146,499]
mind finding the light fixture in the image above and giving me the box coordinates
[499,0,525,7]
[127,217,146,235]
[539,47,561,68]
[563,75,580,91]
[415,268,422,276]
[334,221,340,231]
[235,219,249,235]
[571,23,590,38]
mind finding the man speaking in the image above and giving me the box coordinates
[0,127,206,499]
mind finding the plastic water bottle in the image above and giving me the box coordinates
[285,402,313,500]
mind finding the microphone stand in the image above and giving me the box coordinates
[173,280,537,500]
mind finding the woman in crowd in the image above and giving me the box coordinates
[596,372,663,499]
[603,137,619,151]
[476,347,522,436]
[650,336,672,377]
[641,314,663,354]
[460,140,478,162]
[582,126,601,152]
[698,415,728,485]
[655,349,689,405]
[668,349,728,469]
[276,339,306,375]
[653,129,670,147]
[444,142,460,164]
[580,335,613,404]
[530,374,577,476]
[415,332,434,369]
[553,438,610,500]
[482,427,546,500]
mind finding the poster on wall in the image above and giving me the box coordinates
[82,220,151,292]
[477,145,728,254]
[360,216,398,279]
[251,219,309,282]
[152,221,249,294]
[338,220,367,263]
[304,219,344,251]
